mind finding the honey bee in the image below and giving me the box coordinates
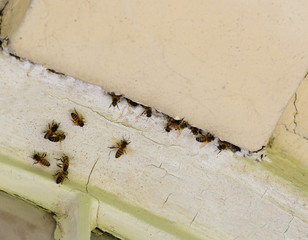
[71,108,85,127]
[43,120,60,139]
[55,170,69,184]
[189,126,202,136]
[178,119,188,130]
[217,140,241,153]
[164,116,175,132]
[56,154,70,172]
[166,117,187,131]
[165,124,172,132]
[109,138,130,158]
[141,106,152,118]
[48,131,66,142]
[126,99,139,107]
[196,133,215,143]
[32,152,50,167]
[109,92,122,108]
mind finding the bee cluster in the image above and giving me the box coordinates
[31,109,85,184]
[108,91,252,156]
[30,88,265,184]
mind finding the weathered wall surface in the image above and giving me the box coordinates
[0,52,307,240]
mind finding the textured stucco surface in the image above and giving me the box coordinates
[271,74,308,166]
[0,52,307,240]
[2,0,308,150]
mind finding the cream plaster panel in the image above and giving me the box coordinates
[271,74,308,165]
[2,0,308,150]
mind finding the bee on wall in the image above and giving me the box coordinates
[48,131,66,142]
[141,106,152,118]
[196,133,214,143]
[164,124,172,133]
[109,138,131,158]
[32,151,50,167]
[173,119,188,131]
[55,170,69,184]
[109,92,122,108]
[43,120,60,139]
[179,120,188,130]
[189,126,202,136]
[217,140,241,153]
[126,99,139,108]
[56,154,70,172]
[71,108,85,127]
[164,117,187,132]
[164,116,175,132]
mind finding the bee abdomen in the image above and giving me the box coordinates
[196,136,206,142]
[115,149,124,158]
[71,112,78,120]
[48,135,60,142]
[42,159,51,167]
[48,133,65,142]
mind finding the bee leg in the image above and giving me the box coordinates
[57,163,63,168]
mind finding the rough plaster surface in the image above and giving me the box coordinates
[2,0,308,150]
[271,74,308,166]
[0,52,307,240]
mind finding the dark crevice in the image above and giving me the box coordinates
[92,227,123,240]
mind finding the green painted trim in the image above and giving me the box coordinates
[264,146,308,196]
[0,153,220,240]
[88,184,222,240]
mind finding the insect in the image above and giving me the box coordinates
[141,106,152,118]
[126,99,139,107]
[32,152,50,167]
[217,140,241,153]
[189,126,201,136]
[165,117,187,131]
[164,116,175,132]
[165,124,172,132]
[196,133,215,143]
[109,92,122,108]
[43,120,60,139]
[179,120,188,129]
[71,108,85,127]
[55,170,69,184]
[109,138,131,158]
[48,131,66,142]
[56,154,70,172]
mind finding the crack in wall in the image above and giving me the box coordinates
[283,216,294,239]
[146,163,183,180]
[282,91,308,141]
[162,192,173,208]
[292,93,298,134]
[86,157,100,193]
[190,211,199,226]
